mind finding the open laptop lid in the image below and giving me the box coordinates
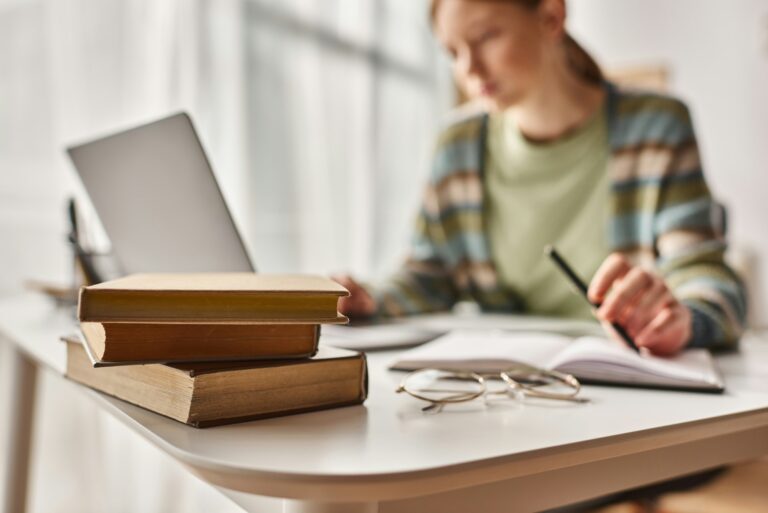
[67,112,255,275]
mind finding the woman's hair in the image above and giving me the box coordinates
[429,0,603,86]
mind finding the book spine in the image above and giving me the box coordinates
[189,398,366,428]
[78,291,346,323]
[95,322,321,364]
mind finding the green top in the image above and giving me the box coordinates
[484,104,610,319]
[373,83,747,349]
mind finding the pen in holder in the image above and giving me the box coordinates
[67,197,121,288]
[69,234,103,286]
[68,197,102,287]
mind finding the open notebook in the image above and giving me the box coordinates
[391,330,724,393]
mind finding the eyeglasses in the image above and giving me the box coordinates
[396,364,588,413]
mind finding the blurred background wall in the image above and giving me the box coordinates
[569,0,768,330]
[1,1,767,512]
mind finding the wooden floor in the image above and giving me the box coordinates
[588,460,768,513]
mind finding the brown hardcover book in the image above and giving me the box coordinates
[80,321,320,364]
[63,336,368,428]
[78,273,350,323]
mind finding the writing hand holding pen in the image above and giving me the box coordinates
[587,253,692,356]
[547,247,692,356]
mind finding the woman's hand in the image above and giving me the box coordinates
[587,253,692,356]
[331,274,378,318]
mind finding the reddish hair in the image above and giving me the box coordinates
[429,0,603,86]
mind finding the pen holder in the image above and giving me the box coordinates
[67,197,121,289]
[70,237,103,286]
[69,240,121,288]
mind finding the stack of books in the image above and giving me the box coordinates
[63,273,367,428]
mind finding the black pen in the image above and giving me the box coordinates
[66,198,102,285]
[67,197,80,244]
[545,245,640,353]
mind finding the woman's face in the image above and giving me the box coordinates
[434,0,550,111]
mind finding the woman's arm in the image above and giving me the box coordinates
[589,103,747,353]
[368,199,461,316]
[333,182,461,318]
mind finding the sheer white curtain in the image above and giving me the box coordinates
[0,0,452,511]
[238,0,452,277]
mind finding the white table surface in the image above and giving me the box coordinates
[3,294,768,512]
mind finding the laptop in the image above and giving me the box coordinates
[67,112,254,276]
[67,112,449,350]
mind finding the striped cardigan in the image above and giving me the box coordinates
[373,83,747,350]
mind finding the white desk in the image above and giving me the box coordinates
[3,294,768,513]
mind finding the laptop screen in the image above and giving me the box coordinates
[67,112,254,275]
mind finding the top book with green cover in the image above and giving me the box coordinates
[78,273,350,323]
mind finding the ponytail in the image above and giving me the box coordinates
[563,31,603,85]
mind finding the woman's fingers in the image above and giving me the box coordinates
[588,253,692,355]
[623,279,673,337]
[597,266,654,322]
[331,274,377,317]
[635,304,692,356]
[588,253,631,305]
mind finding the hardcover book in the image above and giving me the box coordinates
[64,335,368,427]
[79,321,320,364]
[78,273,350,323]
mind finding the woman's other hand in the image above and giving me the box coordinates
[588,253,692,356]
[331,274,378,318]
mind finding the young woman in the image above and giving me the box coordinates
[335,0,746,356]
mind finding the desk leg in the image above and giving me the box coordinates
[2,345,38,513]
[282,500,379,513]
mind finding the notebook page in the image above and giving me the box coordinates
[390,330,572,372]
[549,337,722,388]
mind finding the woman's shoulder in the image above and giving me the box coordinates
[427,102,488,183]
[608,84,696,149]
[435,101,487,149]
[612,85,692,121]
